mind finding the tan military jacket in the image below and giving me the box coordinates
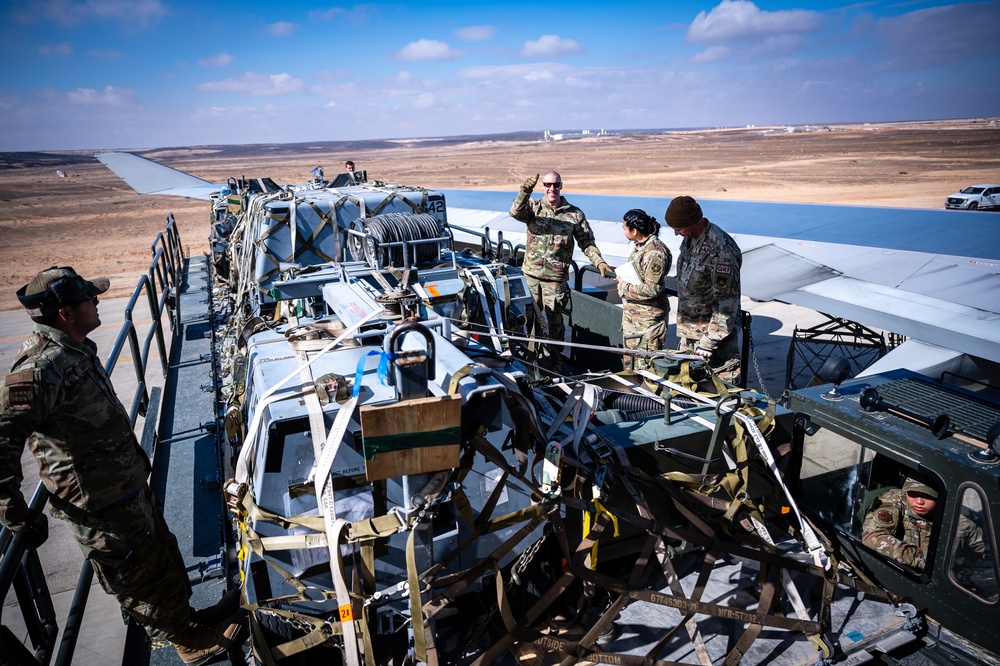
[675,219,742,350]
[509,193,605,282]
[619,234,671,315]
[0,324,150,525]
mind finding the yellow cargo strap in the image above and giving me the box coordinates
[583,499,619,569]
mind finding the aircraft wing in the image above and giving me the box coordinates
[94,151,220,200]
[90,151,1000,368]
[440,190,1000,367]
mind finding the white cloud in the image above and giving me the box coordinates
[412,92,436,109]
[308,5,374,27]
[265,21,296,37]
[198,72,306,96]
[521,35,583,58]
[524,69,557,83]
[688,0,821,43]
[198,52,234,68]
[455,25,495,41]
[309,7,346,21]
[460,62,590,83]
[395,39,462,61]
[691,45,732,63]
[38,42,73,55]
[65,85,131,106]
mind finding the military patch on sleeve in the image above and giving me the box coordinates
[649,256,664,277]
[875,509,895,526]
[714,263,733,290]
[4,370,37,412]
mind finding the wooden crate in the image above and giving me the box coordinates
[360,394,461,481]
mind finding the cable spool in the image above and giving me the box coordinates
[348,212,443,269]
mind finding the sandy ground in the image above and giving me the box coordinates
[1,118,998,312]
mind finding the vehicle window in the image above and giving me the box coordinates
[947,485,998,604]
[962,187,986,195]
[798,427,874,535]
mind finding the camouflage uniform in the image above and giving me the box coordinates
[618,235,672,371]
[676,219,742,383]
[862,488,933,569]
[0,324,192,640]
[863,488,986,570]
[509,191,607,352]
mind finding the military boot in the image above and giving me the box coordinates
[169,613,245,666]
[191,587,242,627]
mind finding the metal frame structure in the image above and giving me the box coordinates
[0,216,184,666]
[784,314,895,393]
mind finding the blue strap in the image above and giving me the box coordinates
[353,349,393,398]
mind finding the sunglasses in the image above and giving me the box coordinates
[542,181,562,189]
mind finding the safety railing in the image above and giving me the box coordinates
[0,214,185,666]
[445,222,518,265]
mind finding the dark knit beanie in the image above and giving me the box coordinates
[665,196,703,229]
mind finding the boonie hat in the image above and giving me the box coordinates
[903,477,938,499]
[16,266,109,318]
[665,196,703,229]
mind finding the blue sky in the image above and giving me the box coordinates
[2,0,998,151]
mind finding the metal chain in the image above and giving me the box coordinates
[257,607,330,636]
[746,322,774,403]
[461,529,549,657]
[511,530,547,585]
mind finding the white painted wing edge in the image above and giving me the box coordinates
[94,151,220,200]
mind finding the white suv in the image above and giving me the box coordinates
[945,184,1000,210]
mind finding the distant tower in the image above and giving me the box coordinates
[544,129,551,141]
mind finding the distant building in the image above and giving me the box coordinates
[543,128,609,141]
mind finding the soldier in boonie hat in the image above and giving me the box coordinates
[3,265,246,663]
[16,266,109,321]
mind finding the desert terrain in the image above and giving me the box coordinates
[1,118,998,312]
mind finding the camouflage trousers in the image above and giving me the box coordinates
[678,333,741,386]
[57,484,192,640]
[524,275,570,365]
[622,310,667,372]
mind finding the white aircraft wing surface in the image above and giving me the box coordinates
[95,151,220,200]
[91,153,1000,366]
[440,190,1000,366]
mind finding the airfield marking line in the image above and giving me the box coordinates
[0,318,157,344]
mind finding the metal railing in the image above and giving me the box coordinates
[0,214,185,666]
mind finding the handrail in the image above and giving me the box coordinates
[446,222,517,264]
[0,214,185,666]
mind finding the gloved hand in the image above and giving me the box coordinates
[6,507,49,549]
[597,262,612,278]
[694,345,714,360]
[520,174,539,195]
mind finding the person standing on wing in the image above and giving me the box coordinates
[510,171,611,368]
[666,195,742,385]
[617,209,671,372]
